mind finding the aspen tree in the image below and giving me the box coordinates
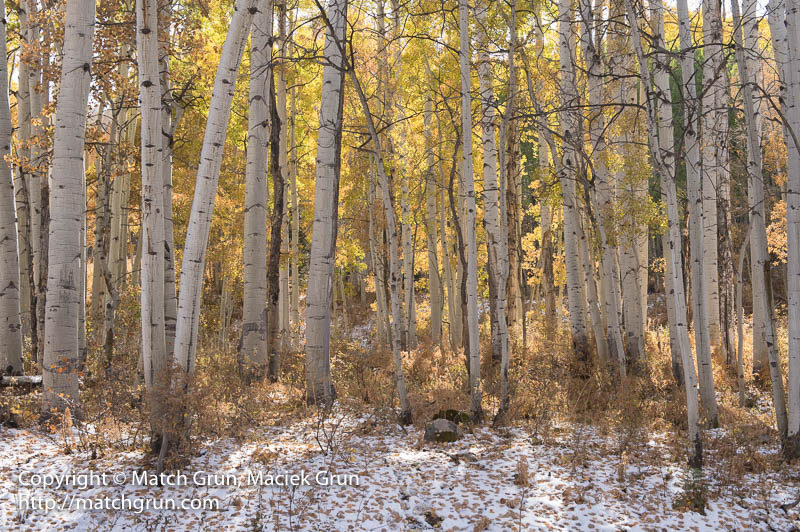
[305,0,347,405]
[42,0,96,414]
[0,0,23,373]
[459,0,484,421]
[241,0,273,369]
[625,0,702,467]
[677,0,718,426]
[731,0,788,438]
[137,0,168,405]
[173,0,258,373]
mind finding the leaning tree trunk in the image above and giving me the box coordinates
[342,15,413,422]
[459,0,484,422]
[173,0,256,374]
[240,1,273,369]
[626,0,702,468]
[0,0,23,373]
[42,0,96,414]
[305,0,347,406]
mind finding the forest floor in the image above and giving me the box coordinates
[2,404,800,531]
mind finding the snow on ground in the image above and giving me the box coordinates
[2,411,799,531]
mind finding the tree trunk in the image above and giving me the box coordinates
[732,0,788,439]
[15,4,33,340]
[579,0,626,374]
[277,0,290,360]
[626,0,702,467]
[173,0,256,373]
[0,0,23,373]
[476,1,510,418]
[558,0,592,366]
[305,0,347,405]
[424,85,442,345]
[768,0,800,456]
[459,0,484,422]
[42,0,96,414]
[678,0,718,427]
[137,0,168,417]
[240,0,272,369]
[700,0,723,355]
[266,74,285,382]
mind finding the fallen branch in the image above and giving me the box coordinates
[1,375,43,386]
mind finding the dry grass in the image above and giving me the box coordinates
[0,292,787,486]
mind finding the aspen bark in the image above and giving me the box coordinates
[558,0,592,365]
[0,0,23,373]
[579,0,626,373]
[701,0,723,354]
[424,87,442,345]
[173,0,256,373]
[42,0,96,414]
[459,0,483,421]
[15,5,33,339]
[678,0,718,426]
[649,0,683,384]
[266,74,285,382]
[137,0,168,402]
[240,0,273,368]
[342,17,414,422]
[160,9,179,358]
[289,85,300,334]
[731,0,788,438]
[277,0,290,359]
[767,0,800,454]
[626,0,702,467]
[305,0,347,405]
[476,1,510,415]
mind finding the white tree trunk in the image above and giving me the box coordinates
[368,165,389,344]
[305,0,347,405]
[160,11,180,358]
[476,1,510,414]
[459,0,483,421]
[626,0,702,466]
[678,0,718,426]
[769,0,800,454]
[701,0,723,354]
[558,0,592,364]
[579,0,626,373]
[0,0,23,373]
[173,0,256,373]
[731,0,788,438]
[424,87,442,345]
[137,0,168,399]
[241,0,273,368]
[648,0,683,383]
[15,10,33,340]
[42,0,96,413]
